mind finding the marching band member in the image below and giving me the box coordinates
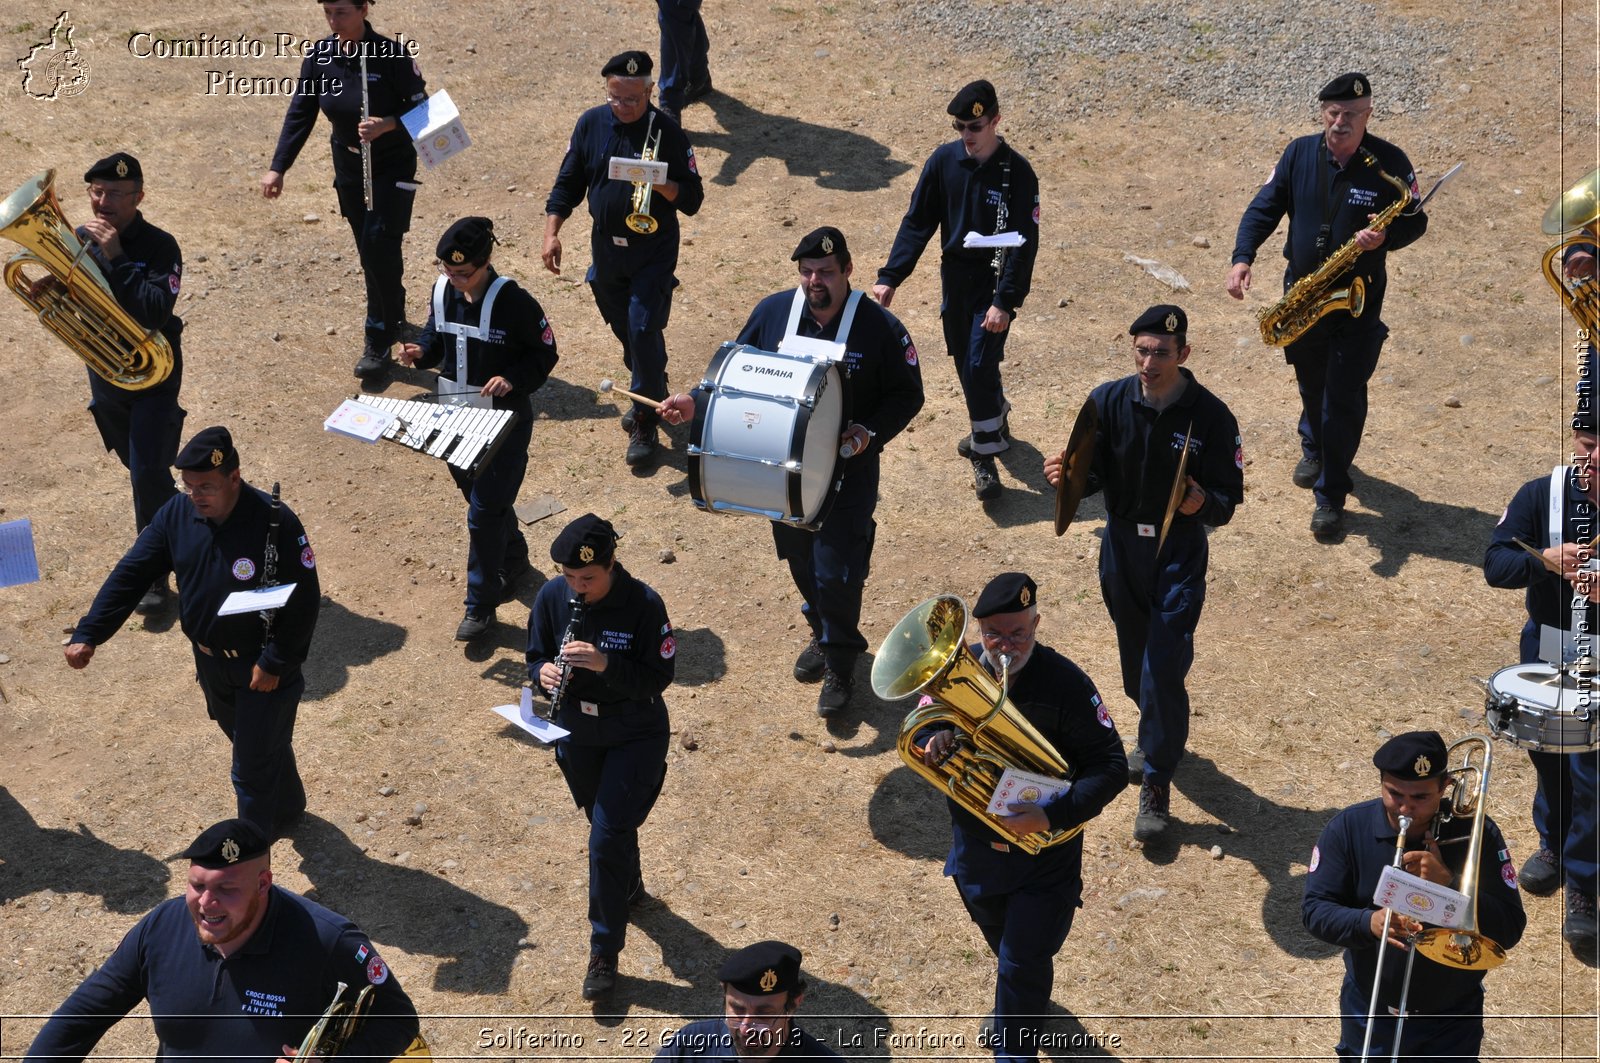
[527,514,674,1002]
[65,428,321,839]
[396,217,559,642]
[25,819,419,1062]
[1483,408,1600,951]
[654,941,842,1061]
[543,50,704,469]
[1302,731,1525,1062]
[1226,72,1427,540]
[873,80,1040,502]
[917,573,1126,1063]
[655,0,712,126]
[1044,305,1243,842]
[261,0,426,381]
[660,226,924,717]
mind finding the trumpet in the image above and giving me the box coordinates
[625,124,662,235]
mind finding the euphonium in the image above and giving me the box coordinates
[871,594,1081,855]
[1411,734,1507,971]
[1539,168,1600,338]
[297,981,433,1062]
[625,126,662,236]
[0,169,173,390]
[1256,150,1413,348]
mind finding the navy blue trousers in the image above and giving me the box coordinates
[656,0,708,116]
[1285,320,1386,509]
[449,414,532,614]
[334,155,418,348]
[771,459,877,674]
[87,373,184,533]
[1098,519,1207,784]
[1335,977,1483,1063]
[941,264,1010,454]
[556,734,669,959]
[193,649,306,836]
[587,245,675,417]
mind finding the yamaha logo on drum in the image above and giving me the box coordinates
[741,363,794,379]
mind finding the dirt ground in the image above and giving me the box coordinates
[1,0,1598,1059]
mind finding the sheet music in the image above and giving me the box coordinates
[962,231,1026,249]
[1373,864,1469,928]
[491,686,570,743]
[218,583,297,616]
[0,519,40,588]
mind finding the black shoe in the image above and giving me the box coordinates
[956,419,1012,458]
[1563,890,1598,950]
[1292,456,1322,489]
[817,668,853,717]
[1133,780,1170,842]
[621,407,637,433]
[1310,505,1344,539]
[135,579,170,615]
[455,611,493,641]
[1126,746,1146,784]
[1520,847,1561,896]
[582,954,618,1001]
[793,637,826,683]
[272,807,307,841]
[354,347,391,380]
[625,422,659,467]
[685,75,713,102]
[972,457,1002,501]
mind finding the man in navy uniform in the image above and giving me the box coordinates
[1483,407,1600,952]
[528,514,675,1002]
[662,226,924,716]
[916,573,1126,1063]
[1226,72,1427,540]
[1302,731,1526,1061]
[543,50,704,469]
[398,216,559,641]
[656,1,711,125]
[655,940,841,1061]
[56,152,186,613]
[1044,305,1243,842]
[25,818,419,1062]
[874,80,1039,502]
[65,427,321,839]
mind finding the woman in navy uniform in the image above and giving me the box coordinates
[527,514,674,1002]
[261,0,426,380]
[397,217,559,641]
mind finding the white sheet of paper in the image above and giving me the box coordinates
[608,156,668,184]
[962,231,1026,249]
[983,766,1071,816]
[1373,864,1470,928]
[324,399,394,442]
[218,583,297,616]
[776,335,845,363]
[491,686,570,743]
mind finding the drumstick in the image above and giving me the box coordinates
[597,378,664,410]
[1514,537,1569,575]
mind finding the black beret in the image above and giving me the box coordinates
[973,572,1036,618]
[791,226,848,262]
[1372,730,1448,781]
[947,80,998,120]
[718,940,802,997]
[174,426,239,473]
[437,216,496,265]
[551,513,619,568]
[1319,72,1371,102]
[601,51,653,79]
[1129,304,1187,337]
[84,152,142,184]
[178,818,270,869]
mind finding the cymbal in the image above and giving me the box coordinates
[1541,168,1600,235]
[1053,396,1099,537]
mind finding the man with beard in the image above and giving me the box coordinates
[654,941,841,1060]
[24,819,419,1061]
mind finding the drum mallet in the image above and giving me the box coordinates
[597,378,665,410]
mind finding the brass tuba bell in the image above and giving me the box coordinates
[297,981,433,1062]
[871,594,1082,855]
[0,169,173,391]
[1540,168,1600,338]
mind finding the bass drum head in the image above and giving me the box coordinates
[795,362,843,526]
[1484,663,1600,752]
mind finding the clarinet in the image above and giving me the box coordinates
[543,596,588,718]
[259,482,282,643]
[991,153,1012,280]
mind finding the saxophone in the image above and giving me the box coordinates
[1256,149,1413,347]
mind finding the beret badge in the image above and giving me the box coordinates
[626,57,639,75]
[1019,586,1031,607]
[210,449,223,468]
[449,249,465,264]
[820,234,834,254]
[971,102,984,117]
[579,545,595,564]
[220,837,241,864]
[759,968,779,993]
[1414,755,1431,777]
[116,158,129,178]
[1165,311,1179,332]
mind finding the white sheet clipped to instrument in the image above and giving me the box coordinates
[430,274,509,409]
[1373,864,1469,928]
[775,286,862,364]
[491,685,570,744]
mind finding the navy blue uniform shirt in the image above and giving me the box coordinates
[73,484,320,676]
[655,1018,842,1061]
[269,24,426,176]
[412,270,559,417]
[544,105,704,243]
[878,139,1041,314]
[1088,369,1244,529]
[1231,132,1427,325]
[1485,466,1600,658]
[735,289,925,461]
[527,562,673,746]
[77,211,184,371]
[1302,798,1525,1014]
[25,886,418,1061]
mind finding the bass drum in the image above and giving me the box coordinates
[687,342,843,530]
[1484,662,1600,752]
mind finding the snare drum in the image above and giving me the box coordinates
[687,343,844,529]
[1484,663,1600,752]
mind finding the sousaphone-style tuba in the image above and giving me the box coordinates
[1540,168,1600,338]
[871,594,1082,855]
[0,169,173,390]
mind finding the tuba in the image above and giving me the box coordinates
[871,595,1081,855]
[0,169,173,390]
[625,125,662,235]
[297,981,433,1062]
[1256,150,1413,347]
[1540,168,1600,338]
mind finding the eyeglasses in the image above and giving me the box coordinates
[179,481,226,498]
[951,118,991,134]
[437,260,482,280]
[86,185,136,202]
[605,93,647,108]
[978,626,1034,647]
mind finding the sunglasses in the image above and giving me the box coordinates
[951,118,991,134]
